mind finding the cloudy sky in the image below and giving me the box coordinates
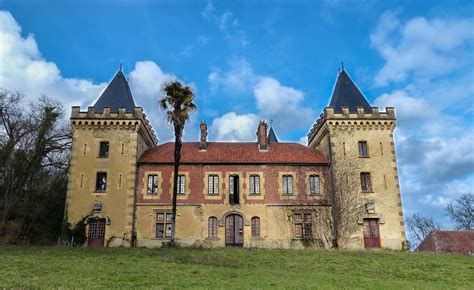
[0,0,472,227]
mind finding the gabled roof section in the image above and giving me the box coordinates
[268,127,279,143]
[329,66,371,113]
[94,70,136,112]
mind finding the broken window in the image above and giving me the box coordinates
[96,172,107,191]
[156,212,173,239]
[99,141,109,158]
[147,175,159,195]
[360,172,372,192]
[293,212,312,239]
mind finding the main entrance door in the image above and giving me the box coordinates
[363,218,381,248]
[88,218,106,247]
[225,214,243,247]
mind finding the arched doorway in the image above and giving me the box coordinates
[88,218,106,247]
[225,214,244,247]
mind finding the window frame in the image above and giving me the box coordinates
[208,216,218,238]
[293,212,312,239]
[177,174,186,195]
[155,212,173,239]
[249,175,261,195]
[251,217,260,238]
[360,172,372,192]
[309,175,321,195]
[98,141,109,158]
[282,175,294,195]
[95,172,107,192]
[358,141,369,158]
[147,174,159,195]
[208,175,219,195]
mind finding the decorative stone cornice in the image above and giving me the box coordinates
[70,106,158,146]
[307,106,396,145]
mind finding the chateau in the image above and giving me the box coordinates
[66,67,406,249]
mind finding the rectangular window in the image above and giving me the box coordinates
[208,175,219,195]
[96,172,107,191]
[156,212,173,239]
[309,175,320,195]
[361,172,372,192]
[177,175,186,195]
[249,175,260,195]
[358,141,369,157]
[99,141,109,158]
[147,175,159,195]
[294,212,312,238]
[282,175,293,195]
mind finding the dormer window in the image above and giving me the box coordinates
[99,141,109,158]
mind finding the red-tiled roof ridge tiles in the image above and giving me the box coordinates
[139,141,328,164]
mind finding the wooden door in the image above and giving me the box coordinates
[88,218,106,247]
[225,214,243,246]
[363,219,381,248]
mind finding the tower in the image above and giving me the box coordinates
[307,67,406,250]
[66,70,157,247]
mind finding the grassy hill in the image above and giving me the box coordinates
[0,246,472,289]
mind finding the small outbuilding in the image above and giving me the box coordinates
[416,231,474,255]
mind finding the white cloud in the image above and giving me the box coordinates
[254,77,314,130]
[208,58,256,94]
[371,12,474,86]
[373,90,435,123]
[0,10,105,109]
[210,112,258,141]
[128,61,199,143]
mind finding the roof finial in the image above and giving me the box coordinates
[341,62,345,71]
[270,119,273,127]
[120,63,123,72]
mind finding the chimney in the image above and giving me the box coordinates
[199,121,208,150]
[256,121,268,150]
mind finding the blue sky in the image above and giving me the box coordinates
[0,0,473,229]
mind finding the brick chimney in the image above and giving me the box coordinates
[199,121,208,150]
[256,121,268,150]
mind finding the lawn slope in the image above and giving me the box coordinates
[0,246,472,289]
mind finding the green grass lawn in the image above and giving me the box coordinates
[0,246,472,289]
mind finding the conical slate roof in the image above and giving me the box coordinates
[329,67,371,113]
[94,70,136,112]
[268,127,278,143]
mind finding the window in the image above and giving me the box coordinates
[249,175,260,195]
[293,213,312,238]
[361,172,372,192]
[177,175,186,195]
[147,175,158,195]
[208,175,219,195]
[208,217,218,238]
[282,175,293,195]
[309,175,320,195]
[229,175,240,205]
[358,141,369,157]
[96,172,107,191]
[156,212,173,239]
[251,217,260,238]
[99,141,109,158]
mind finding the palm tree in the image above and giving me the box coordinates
[159,80,197,245]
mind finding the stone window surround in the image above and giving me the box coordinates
[203,172,224,200]
[278,172,298,199]
[170,172,191,200]
[142,171,163,199]
[305,172,323,197]
[244,171,265,200]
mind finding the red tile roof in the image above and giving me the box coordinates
[417,231,474,255]
[139,142,328,164]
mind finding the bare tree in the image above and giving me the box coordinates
[406,213,441,248]
[330,158,367,248]
[445,193,473,230]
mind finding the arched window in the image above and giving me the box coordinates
[208,217,218,238]
[251,217,260,238]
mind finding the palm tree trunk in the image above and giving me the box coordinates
[170,127,182,245]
